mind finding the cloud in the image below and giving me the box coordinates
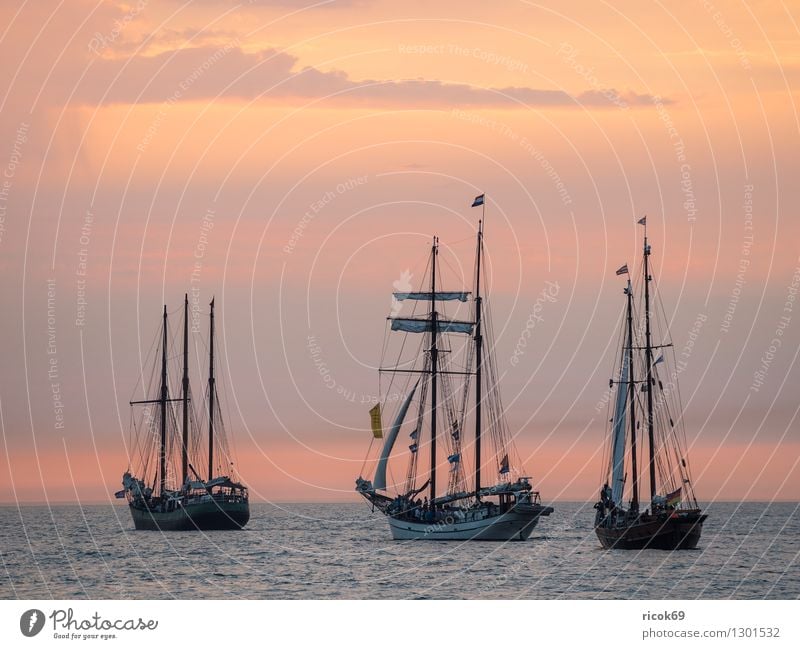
[99,27,243,58]
[75,44,669,109]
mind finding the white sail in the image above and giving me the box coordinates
[390,317,474,334]
[373,381,419,490]
[610,330,630,506]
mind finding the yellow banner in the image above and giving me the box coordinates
[369,403,383,439]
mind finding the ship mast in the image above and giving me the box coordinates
[182,294,190,486]
[160,305,168,496]
[625,279,639,511]
[642,221,657,505]
[473,218,484,498]
[429,238,439,502]
[208,298,216,482]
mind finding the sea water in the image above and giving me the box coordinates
[0,501,796,599]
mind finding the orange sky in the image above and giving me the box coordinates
[0,0,798,503]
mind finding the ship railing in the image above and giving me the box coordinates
[182,486,248,504]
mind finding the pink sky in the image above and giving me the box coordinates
[0,0,798,503]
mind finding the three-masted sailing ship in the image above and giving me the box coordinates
[117,295,250,530]
[356,194,553,541]
[594,217,706,549]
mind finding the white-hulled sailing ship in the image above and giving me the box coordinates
[117,295,249,530]
[594,217,706,549]
[356,195,553,541]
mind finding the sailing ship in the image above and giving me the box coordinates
[594,217,706,549]
[117,295,249,530]
[356,194,553,541]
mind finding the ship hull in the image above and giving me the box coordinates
[129,500,250,531]
[387,504,553,541]
[595,511,706,550]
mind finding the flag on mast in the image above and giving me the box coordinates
[369,404,383,439]
[637,216,647,225]
[471,194,485,207]
[666,486,681,507]
[499,454,510,474]
[616,263,628,275]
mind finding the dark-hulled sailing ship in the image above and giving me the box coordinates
[356,194,553,540]
[594,217,706,549]
[117,295,249,530]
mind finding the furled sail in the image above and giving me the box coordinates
[373,381,420,490]
[610,330,630,506]
[390,317,474,334]
[393,291,470,302]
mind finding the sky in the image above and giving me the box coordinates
[0,0,798,503]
